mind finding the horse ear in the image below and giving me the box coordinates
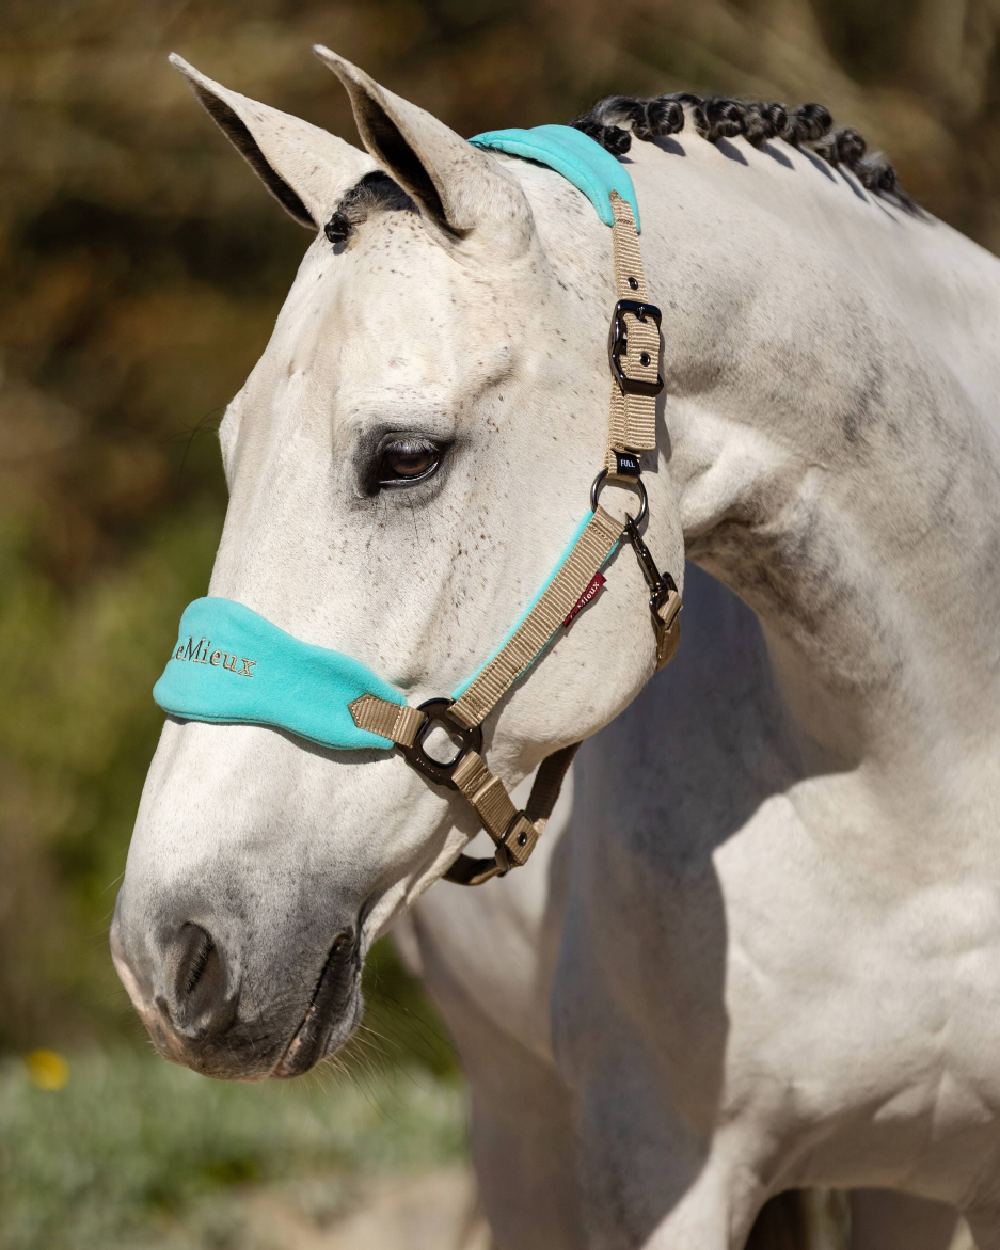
[169,54,375,231]
[313,47,532,252]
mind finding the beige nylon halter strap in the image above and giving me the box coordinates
[451,505,622,729]
[606,192,661,471]
[349,190,681,886]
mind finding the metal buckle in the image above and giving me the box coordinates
[399,698,483,789]
[608,298,664,397]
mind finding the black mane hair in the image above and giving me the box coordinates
[571,92,915,208]
[325,89,915,244]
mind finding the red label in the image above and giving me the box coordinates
[563,573,606,628]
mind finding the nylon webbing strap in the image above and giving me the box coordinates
[654,592,683,670]
[525,741,578,830]
[348,506,620,741]
[453,752,536,860]
[606,192,661,471]
[349,696,424,747]
[451,505,622,729]
[444,741,580,886]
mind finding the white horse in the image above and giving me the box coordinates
[401,565,969,1250]
[112,49,1000,1249]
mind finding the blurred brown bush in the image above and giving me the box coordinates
[1,0,998,1050]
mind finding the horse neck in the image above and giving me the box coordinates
[632,137,1000,781]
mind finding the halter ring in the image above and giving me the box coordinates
[590,469,649,529]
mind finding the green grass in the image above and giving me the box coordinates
[0,1047,466,1250]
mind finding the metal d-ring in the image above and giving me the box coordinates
[590,469,649,529]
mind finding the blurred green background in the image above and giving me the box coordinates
[2,1,998,1246]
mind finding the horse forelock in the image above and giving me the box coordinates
[323,169,415,245]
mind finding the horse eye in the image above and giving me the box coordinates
[375,436,445,488]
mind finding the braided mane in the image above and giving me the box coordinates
[325,89,916,244]
[572,92,916,209]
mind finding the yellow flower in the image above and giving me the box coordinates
[25,1049,69,1091]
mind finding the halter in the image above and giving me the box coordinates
[154,125,682,886]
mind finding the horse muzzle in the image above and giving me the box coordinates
[110,891,362,1079]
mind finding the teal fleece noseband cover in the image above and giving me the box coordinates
[154,512,610,752]
[154,597,407,751]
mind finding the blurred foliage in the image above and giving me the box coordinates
[1,4,998,1245]
[1,0,998,1054]
[0,1048,463,1250]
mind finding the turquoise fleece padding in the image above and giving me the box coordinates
[469,124,640,230]
[451,512,618,699]
[154,516,619,750]
[153,597,407,751]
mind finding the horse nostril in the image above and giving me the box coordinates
[178,925,215,996]
[161,922,234,1038]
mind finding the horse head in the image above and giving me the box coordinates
[111,50,682,1078]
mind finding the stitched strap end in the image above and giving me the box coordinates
[349,695,424,747]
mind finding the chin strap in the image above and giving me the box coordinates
[349,193,681,885]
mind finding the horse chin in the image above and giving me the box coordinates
[112,895,366,1081]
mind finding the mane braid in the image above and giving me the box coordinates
[325,89,918,244]
[571,92,918,212]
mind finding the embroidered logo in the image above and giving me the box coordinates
[173,636,257,678]
[562,573,606,628]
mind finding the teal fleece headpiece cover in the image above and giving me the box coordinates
[469,124,640,230]
[154,597,407,751]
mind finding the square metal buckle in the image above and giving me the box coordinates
[400,698,483,789]
[608,298,664,397]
